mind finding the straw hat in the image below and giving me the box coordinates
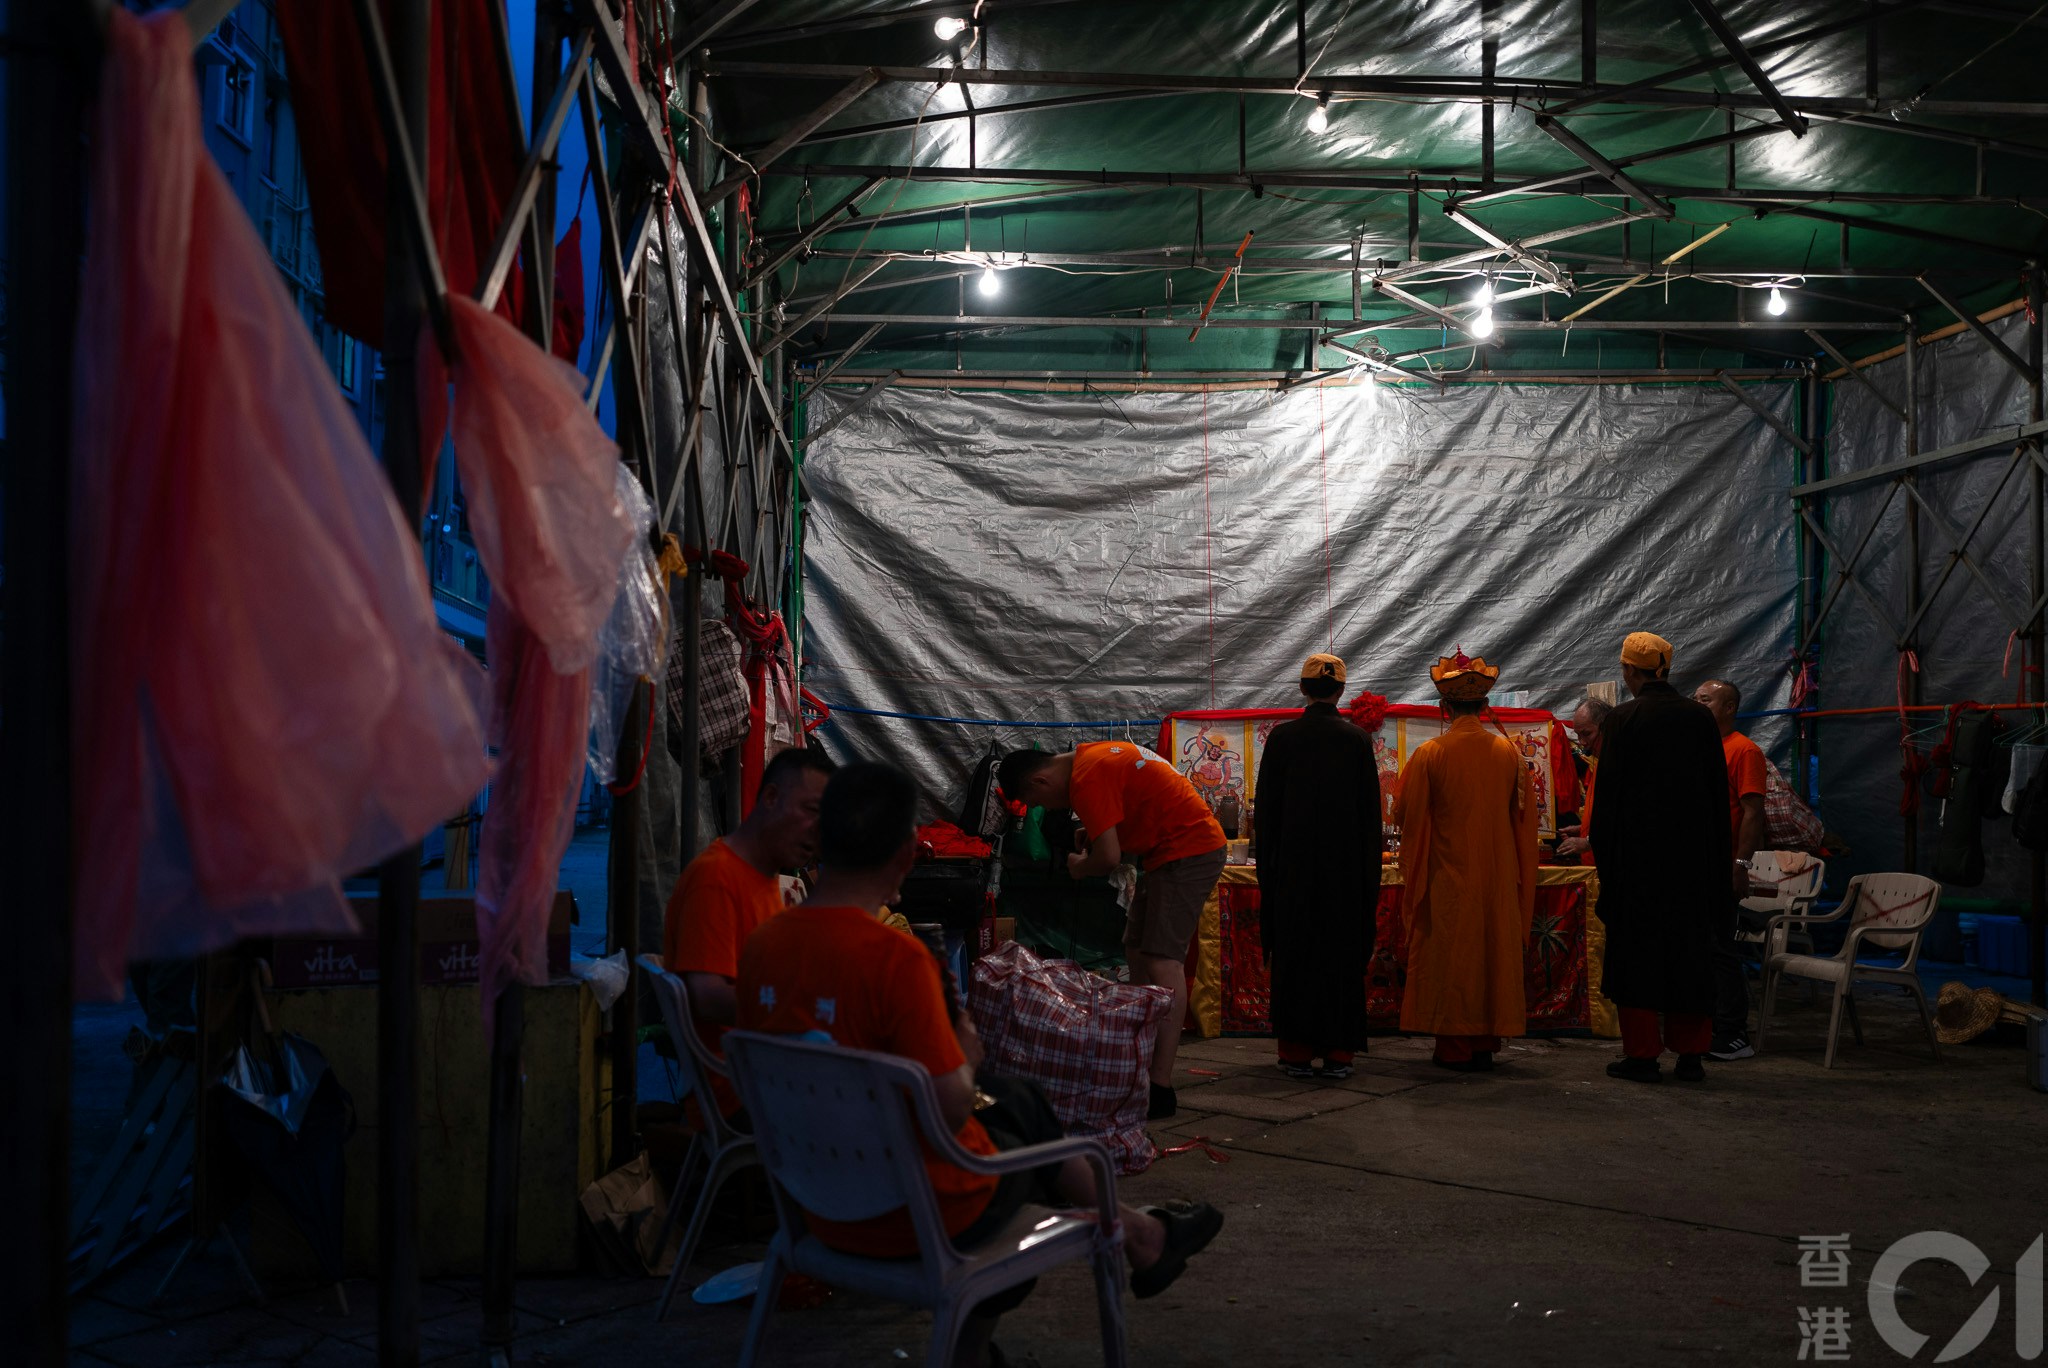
[1933,981,2005,1045]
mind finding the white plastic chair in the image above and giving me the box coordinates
[1738,850,1827,959]
[636,954,761,1321]
[722,1029,1129,1368]
[1757,873,1944,1069]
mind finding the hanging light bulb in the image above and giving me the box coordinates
[934,14,969,39]
[1767,284,1788,316]
[1470,306,1496,339]
[1473,277,1495,308]
[978,263,1000,297]
[1306,94,1330,135]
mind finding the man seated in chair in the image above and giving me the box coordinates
[738,762,1224,1368]
[663,746,835,1125]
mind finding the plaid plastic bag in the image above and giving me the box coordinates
[1764,759,1827,854]
[666,618,751,760]
[968,941,1172,1175]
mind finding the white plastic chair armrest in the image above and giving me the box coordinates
[905,1086,1122,1236]
[1766,903,1850,933]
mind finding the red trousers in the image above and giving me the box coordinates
[1432,1034,1502,1063]
[1619,1007,1712,1059]
[1278,1040,1354,1067]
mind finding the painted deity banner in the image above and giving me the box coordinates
[1162,704,1571,840]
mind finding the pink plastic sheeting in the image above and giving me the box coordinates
[476,603,591,1027]
[431,296,630,1023]
[70,11,490,999]
[437,295,632,674]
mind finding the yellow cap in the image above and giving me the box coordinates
[1301,653,1346,684]
[1621,632,1675,672]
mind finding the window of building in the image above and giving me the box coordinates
[217,54,255,146]
[336,333,359,394]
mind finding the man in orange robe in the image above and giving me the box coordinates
[1394,650,1541,1072]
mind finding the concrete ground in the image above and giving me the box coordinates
[67,973,2048,1368]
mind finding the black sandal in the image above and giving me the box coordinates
[1130,1201,1225,1299]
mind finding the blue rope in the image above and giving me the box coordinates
[819,701,1161,730]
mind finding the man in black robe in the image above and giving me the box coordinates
[1591,632,1733,1084]
[1253,653,1382,1079]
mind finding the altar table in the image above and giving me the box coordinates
[1186,863,1619,1039]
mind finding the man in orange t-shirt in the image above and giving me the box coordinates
[663,747,833,1120]
[1695,678,1768,1061]
[738,762,1222,1368]
[999,743,1225,1119]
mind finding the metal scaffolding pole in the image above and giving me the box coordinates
[1795,367,1817,798]
[1,4,90,1362]
[478,9,568,1361]
[370,1,432,1363]
[1903,317,1921,874]
[2032,268,2046,1008]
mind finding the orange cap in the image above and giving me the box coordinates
[1621,632,1675,672]
[1301,653,1347,684]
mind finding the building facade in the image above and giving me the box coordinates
[194,0,489,650]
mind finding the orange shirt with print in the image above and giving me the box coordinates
[663,838,784,1119]
[736,905,998,1258]
[1069,741,1225,870]
[1721,731,1769,851]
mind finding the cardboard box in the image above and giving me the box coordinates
[266,891,575,988]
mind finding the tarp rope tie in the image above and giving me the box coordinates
[1203,386,1215,709]
[606,682,657,796]
[1319,382,1333,651]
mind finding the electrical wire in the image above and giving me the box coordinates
[1293,0,1362,95]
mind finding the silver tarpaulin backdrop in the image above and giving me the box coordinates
[800,380,1800,812]
[1822,312,2038,902]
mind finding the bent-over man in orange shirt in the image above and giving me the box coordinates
[1695,677,1768,1062]
[738,762,1223,1368]
[999,743,1226,1119]
[662,746,833,1122]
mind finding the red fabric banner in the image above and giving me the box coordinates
[1215,882,1590,1035]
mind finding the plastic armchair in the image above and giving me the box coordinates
[722,1029,1129,1368]
[1738,851,1826,959]
[1757,873,1944,1069]
[636,955,762,1322]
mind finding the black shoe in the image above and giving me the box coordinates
[1315,1060,1354,1080]
[1607,1057,1663,1084]
[1434,1055,1492,1073]
[1131,1201,1225,1299]
[1707,1035,1754,1061]
[1148,1083,1178,1120]
[1278,1060,1317,1079]
[1674,1054,1706,1082]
